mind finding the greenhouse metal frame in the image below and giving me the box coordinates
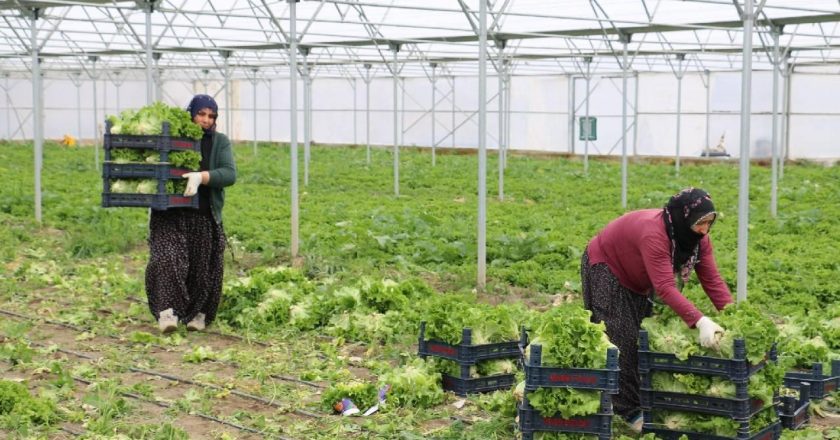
[3,0,840,296]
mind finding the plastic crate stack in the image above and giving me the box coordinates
[417,321,525,396]
[778,383,811,430]
[518,344,620,440]
[783,360,840,400]
[638,330,781,440]
[102,120,200,210]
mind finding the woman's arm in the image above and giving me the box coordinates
[207,133,236,188]
[641,232,704,327]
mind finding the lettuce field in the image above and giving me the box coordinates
[1,140,838,439]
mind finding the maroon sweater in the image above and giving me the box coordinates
[587,209,733,327]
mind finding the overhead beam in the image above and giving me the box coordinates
[4,12,840,60]
[314,12,840,46]
[13,41,840,70]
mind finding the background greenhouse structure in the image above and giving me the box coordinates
[1,1,840,439]
[5,0,840,291]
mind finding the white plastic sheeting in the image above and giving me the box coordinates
[3,70,839,159]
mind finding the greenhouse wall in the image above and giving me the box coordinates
[2,71,837,159]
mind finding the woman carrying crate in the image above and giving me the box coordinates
[146,94,236,333]
[580,187,733,431]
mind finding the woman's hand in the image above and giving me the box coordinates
[696,316,725,350]
[183,172,204,196]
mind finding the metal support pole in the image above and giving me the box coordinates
[90,56,99,170]
[505,65,511,168]
[307,72,312,182]
[736,0,755,302]
[770,29,782,217]
[675,54,685,175]
[288,0,299,258]
[781,59,792,179]
[495,39,507,184]
[390,43,400,196]
[306,62,312,184]
[153,53,162,102]
[633,71,639,157]
[31,8,43,222]
[431,62,437,166]
[499,64,510,170]
[477,0,487,290]
[583,57,592,175]
[352,78,357,145]
[251,68,258,155]
[400,76,405,148]
[364,63,371,165]
[704,69,711,152]
[268,79,273,143]
[221,50,232,136]
[501,65,508,168]
[144,1,154,105]
[497,55,504,200]
[568,75,575,154]
[302,49,311,186]
[451,76,456,148]
[620,33,631,209]
[74,73,82,143]
[4,74,10,141]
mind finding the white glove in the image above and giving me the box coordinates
[183,172,203,197]
[696,316,725,350]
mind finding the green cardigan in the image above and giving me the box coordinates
[205,131,236,224]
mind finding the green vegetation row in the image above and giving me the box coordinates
[2,139,839,438]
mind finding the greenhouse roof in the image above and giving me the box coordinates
[2,0,840,80]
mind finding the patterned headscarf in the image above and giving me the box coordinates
[663,188,716,282]
[186,94,218,133]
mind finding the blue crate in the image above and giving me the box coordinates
[417,321,525,364]
[102,122,199,210]
[441,372,516,396]
[638,330,776,381]
[523,344,620,393]
[101,192,198,210]
[640,389,769,420]
[166,167,192,178]
[418,322,524,396]
[103,163,193,180]
[779,385,810,430]
[783,360,840,399]
[639,368,775,419]
[104,120,200,163]
[643,411,781,440]
[642,422,781,440]
[519,391,612,440]
[103,162,161,179]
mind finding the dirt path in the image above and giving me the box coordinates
[0,291,336,439]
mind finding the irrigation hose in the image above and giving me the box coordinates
[0,308,324,420]
[1,340,294,440]
[0,304,319,390]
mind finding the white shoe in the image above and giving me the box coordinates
[158,308,178,334]
[626,412,644,434]
[186,313,206,331]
